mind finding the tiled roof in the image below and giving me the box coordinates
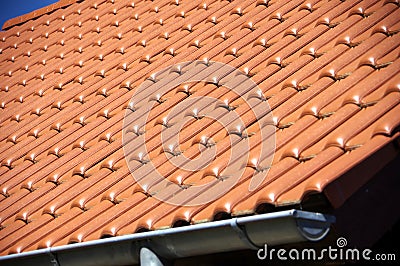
[1,0,80,30]
[0,0,399,256]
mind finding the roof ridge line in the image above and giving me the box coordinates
[1,0,81,31]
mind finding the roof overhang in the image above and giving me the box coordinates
[0,210,335,266]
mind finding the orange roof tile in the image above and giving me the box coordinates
[1,0,80,30]
[0,0,399,256]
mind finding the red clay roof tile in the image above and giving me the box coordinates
[0,0,399,256]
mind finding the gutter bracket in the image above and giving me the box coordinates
[230,218,260,250]
[47,249,60,266]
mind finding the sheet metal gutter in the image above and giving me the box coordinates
[0,210,335,266]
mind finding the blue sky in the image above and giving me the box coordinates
[0,0,58,30]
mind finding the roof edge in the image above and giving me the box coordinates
[0,210,335,265]
[2,0,80,31]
